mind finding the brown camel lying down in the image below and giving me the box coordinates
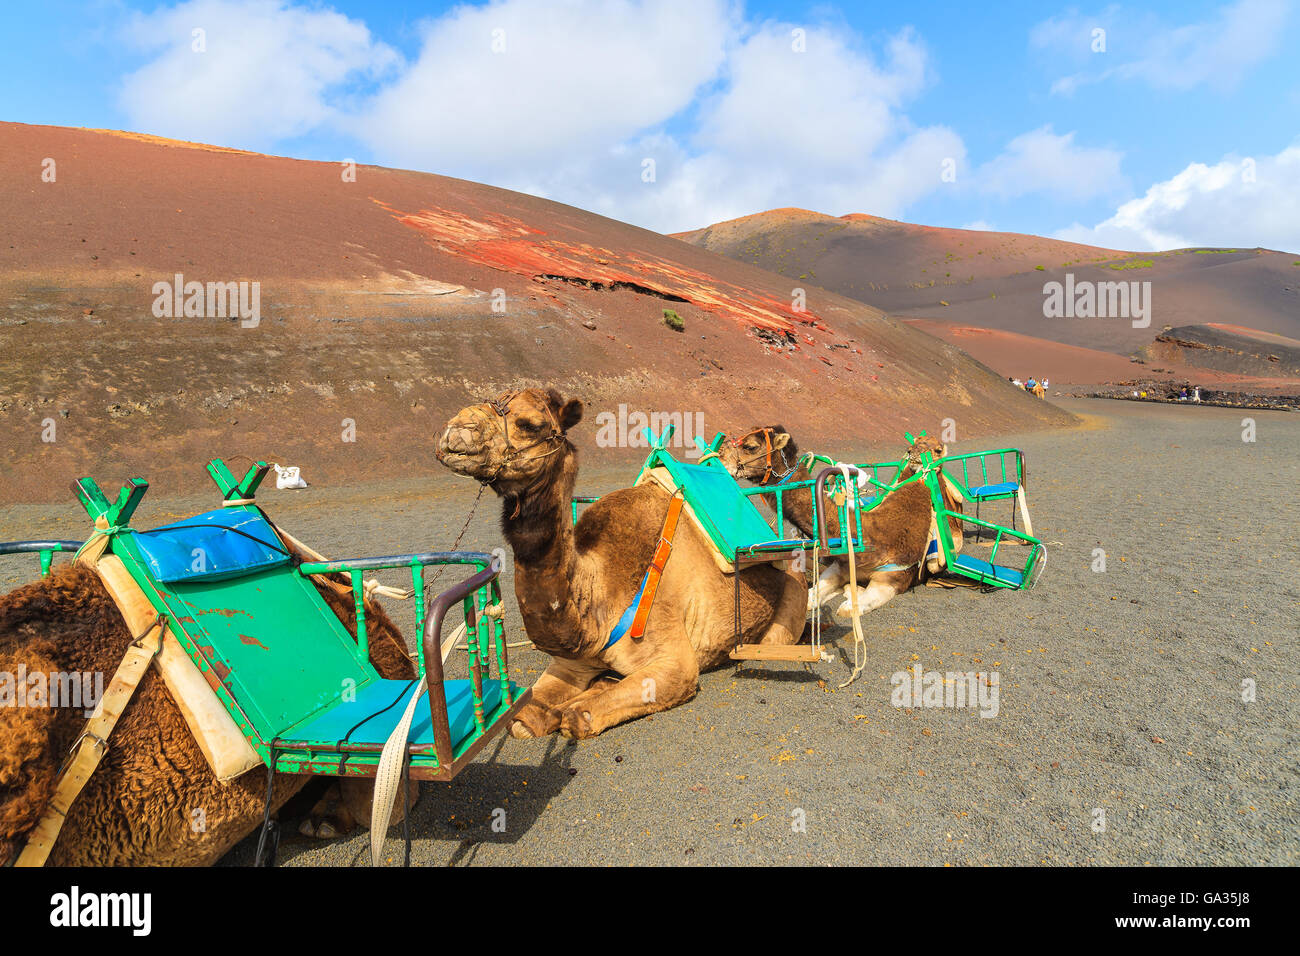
[0,546,416,866]
[436,388,807,739]
[719,428,963,619]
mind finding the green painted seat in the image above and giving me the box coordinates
[67,461,526,781]
[638,434,787,562]
[127,559,376,742]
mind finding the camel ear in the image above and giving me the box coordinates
[770,431,791,450]
[558,398,583,431]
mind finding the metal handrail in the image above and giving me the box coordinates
[420,563,500,770]
[0,539,85,577]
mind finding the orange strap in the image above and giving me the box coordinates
[627,494,684,640]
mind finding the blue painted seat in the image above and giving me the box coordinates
[281,678,503,751]
[966,481,1019,499]
[950,554,1024,588]
[131,509,290,583]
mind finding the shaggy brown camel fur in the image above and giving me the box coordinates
[719,428,963,620]
[436,388,807,739]
[0,542,416,866]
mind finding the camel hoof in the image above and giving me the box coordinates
[558,708,595,739]
[509,720,535,739]
[832,600,858,621]
[298,818,340,839]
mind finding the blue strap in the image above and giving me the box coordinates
[604,573,649,649]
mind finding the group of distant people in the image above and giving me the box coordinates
[1129,385,1202,402]
[1009,376,1049,396]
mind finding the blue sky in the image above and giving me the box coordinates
[2,0,1297,250]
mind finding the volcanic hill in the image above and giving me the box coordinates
[674,208,1300,387]
[0,123,1069,503]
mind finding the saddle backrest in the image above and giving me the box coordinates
[112,508,379,745]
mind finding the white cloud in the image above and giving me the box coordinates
[357,0,732,179]
[1055,143,1300,252]
[960,220,998,231]
[976,126,1124,200]
[118,0,396,148]
[356,8,965,231]
[1034,0,1290,95]
[107,1,1128,234]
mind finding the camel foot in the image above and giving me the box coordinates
[511,703,562,738]
[299,818,340,839]
[558,707,596,740]
[298,778,417,839]
[832,598,864,621]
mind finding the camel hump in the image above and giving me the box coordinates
[572,484,681,592]
[572,484,671,550]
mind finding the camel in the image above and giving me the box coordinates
[0,542,417,866]
[1031,382,1046,398]
[718,427,964,620]
[435,388,807,739]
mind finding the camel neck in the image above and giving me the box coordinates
[501,447,577,564]
[500,448,588,656]
[759,455,817,539]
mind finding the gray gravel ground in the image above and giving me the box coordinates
[2,398,1295,866]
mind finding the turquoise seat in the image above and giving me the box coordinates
[967,481,1019,499]
[281,678,504,752]
[640,451,787,561]
[674,463,779,552]
[132,509,290,583]
[950,554,1024,588]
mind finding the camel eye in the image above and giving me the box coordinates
[517,420,541,433]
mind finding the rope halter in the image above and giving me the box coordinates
[481,391,567,485]
[730,427,795,484]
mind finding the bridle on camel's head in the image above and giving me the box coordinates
[729,427,795,484]
[480,391,568,511]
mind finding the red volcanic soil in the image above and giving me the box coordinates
[902,319,1147,385]
[675,208,1300,373]
[0,123,1070,504]
[909,318,1300,393]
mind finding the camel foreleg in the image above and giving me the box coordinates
[832,571,913,620]
[556,645,700,739]
[510,658,606,739]
[808,562,849,611]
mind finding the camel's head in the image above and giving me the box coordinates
[904,432,948,468]
[718,425,795,485]
[436,388,583,493]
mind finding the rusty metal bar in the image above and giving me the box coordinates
[421,563,498,771]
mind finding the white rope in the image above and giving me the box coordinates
[370,681,425,867]
[835,465,868,688]
[364,579,414,602]
[443,602,533,655]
